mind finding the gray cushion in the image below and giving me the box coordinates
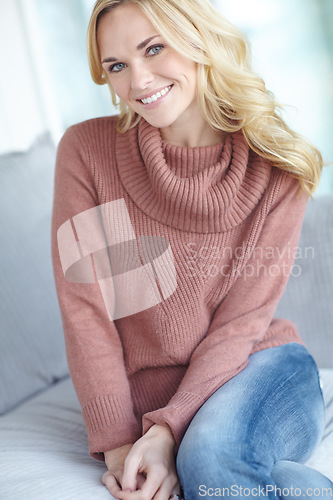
[0,133,68,414]
[275,195,333,369]
[0,377,111,500]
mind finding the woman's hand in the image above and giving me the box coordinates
[102,443,146,498]
[116,424,181,500]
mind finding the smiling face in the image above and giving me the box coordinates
[97,2,200,133]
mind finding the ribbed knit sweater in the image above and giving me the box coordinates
[51,115,308,461]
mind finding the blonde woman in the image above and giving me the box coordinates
[51,0,333,498]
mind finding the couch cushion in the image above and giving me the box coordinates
[0,377,111,500]
[275,195,333,369]
[0,133,68,414]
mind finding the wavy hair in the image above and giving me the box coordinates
[87,0,323,196]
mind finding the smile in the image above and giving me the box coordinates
[139,85,173,104]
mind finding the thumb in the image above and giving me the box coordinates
[121,450,141,493]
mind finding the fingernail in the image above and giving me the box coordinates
[124,489,132,493]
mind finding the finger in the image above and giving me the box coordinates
[117,491,143,500]
[136,473,146,490]
[116,473,146,499]
[136,463,169,500]
[118,472,146,491]
[118,466,166,500]
[153,476,180,500]
[102,470,122,498]
[121,450,142,493]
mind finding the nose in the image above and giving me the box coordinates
[130,62,154,91]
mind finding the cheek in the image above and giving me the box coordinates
[182,67,197,95]
[175,59,197,90]
[108,77,129,100]
[186,62,197,84]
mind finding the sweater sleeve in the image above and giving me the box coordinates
[51,126,141,461]
[141,172,309,448]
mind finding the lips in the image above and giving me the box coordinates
[136,84,173,103]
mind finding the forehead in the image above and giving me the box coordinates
[97,3,159,57]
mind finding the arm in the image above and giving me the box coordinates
[141,172,309,448]
[51,125,141,460]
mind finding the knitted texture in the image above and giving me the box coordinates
[51,116,308,460]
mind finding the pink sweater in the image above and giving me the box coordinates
[51,116,308,461]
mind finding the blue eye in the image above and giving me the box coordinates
[108,62,126,73]
[147,44,164,56]
[107,44,164,74]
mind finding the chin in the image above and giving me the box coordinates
[140,113,179,130]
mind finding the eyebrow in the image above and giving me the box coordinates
[101,35,160,64]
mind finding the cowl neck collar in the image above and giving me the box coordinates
[115,118,271,233]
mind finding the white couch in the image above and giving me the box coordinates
[0,133,332,499]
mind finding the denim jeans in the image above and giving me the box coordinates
[176,343,333,499]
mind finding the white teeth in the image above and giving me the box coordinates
[141,85,171,104]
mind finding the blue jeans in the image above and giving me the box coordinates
[176,343,333,499]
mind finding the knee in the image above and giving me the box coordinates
[176,423,212,472]
[176,422,221,482]
[176,422,273,480]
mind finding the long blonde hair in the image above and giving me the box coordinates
[87,0,322,196]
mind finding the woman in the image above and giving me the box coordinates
[51,0,333,498]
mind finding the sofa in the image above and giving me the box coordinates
[0,132,332,499]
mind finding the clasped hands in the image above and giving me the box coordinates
[102,424,182,500]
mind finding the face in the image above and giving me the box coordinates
[97,3,199,131]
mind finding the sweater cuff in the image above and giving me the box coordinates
[141,391,204,450]
[82,394,142,460]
